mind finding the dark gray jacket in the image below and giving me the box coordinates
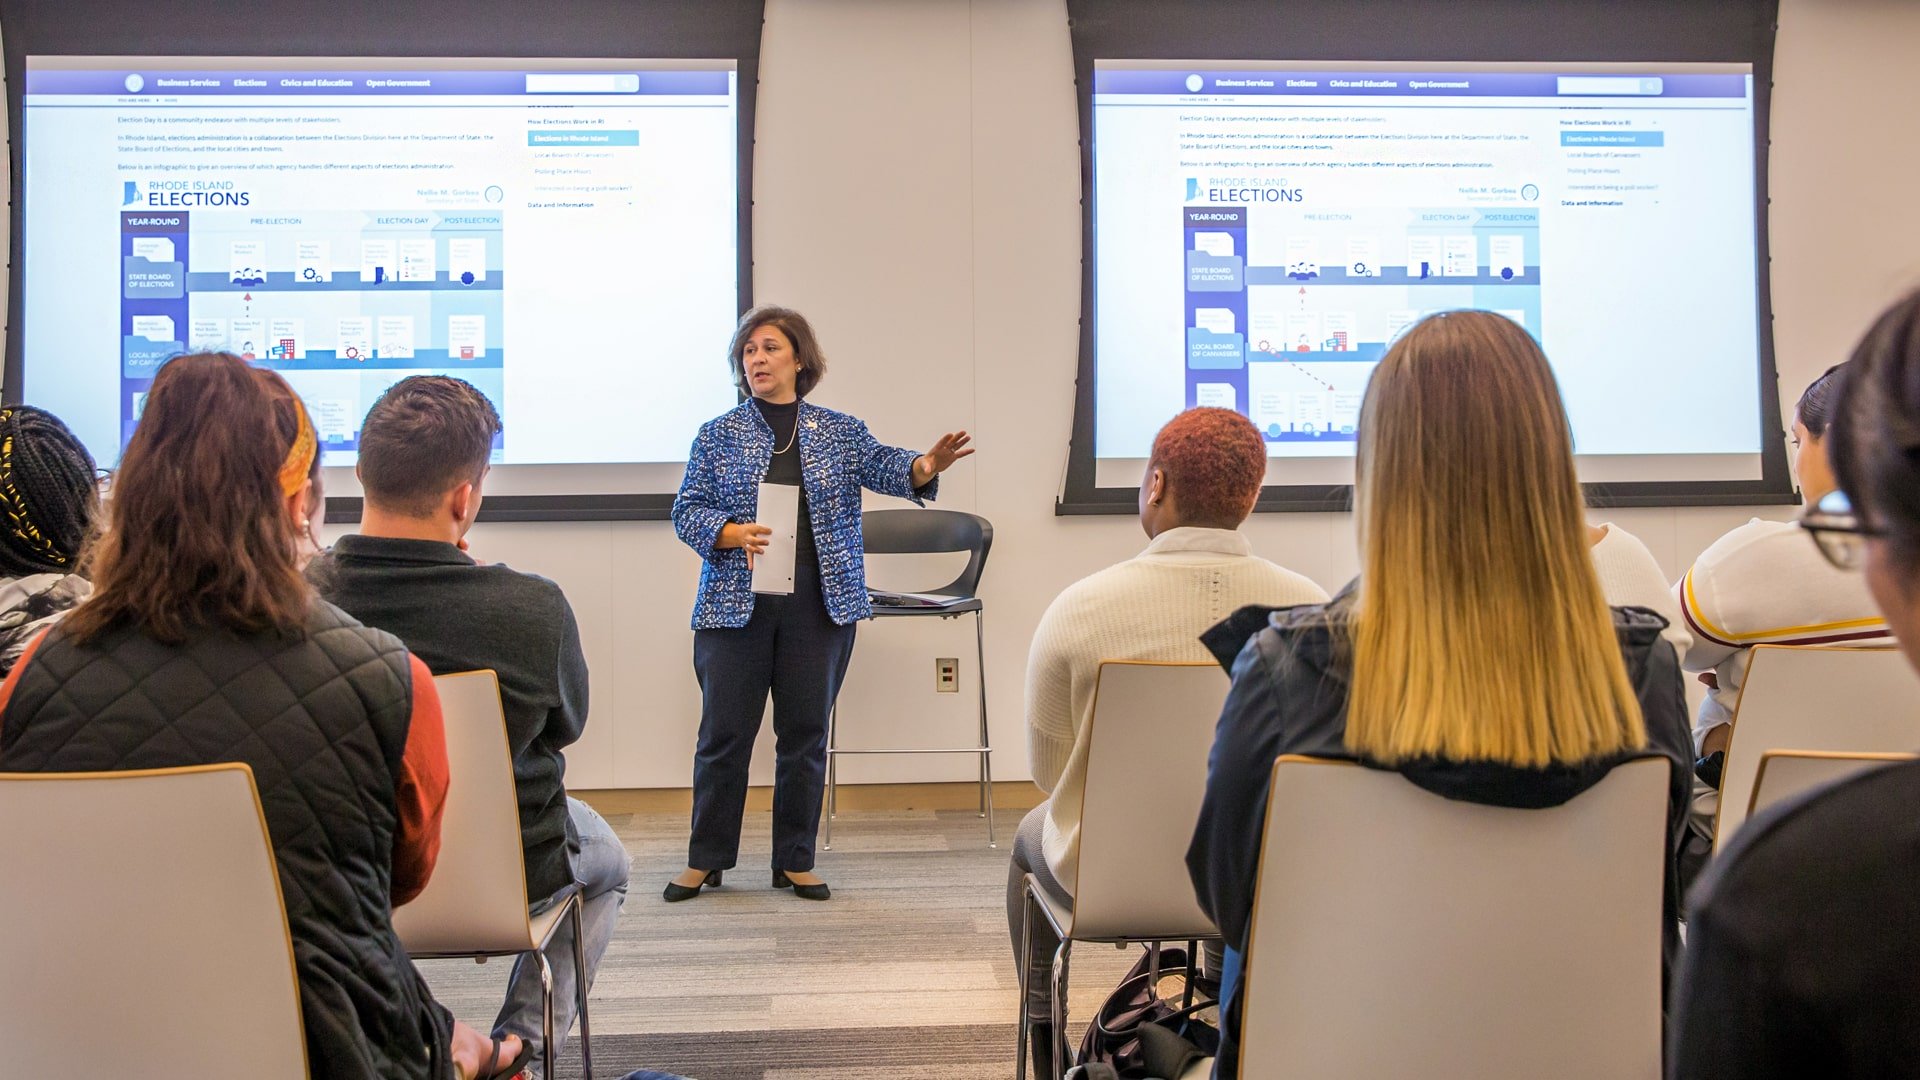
[1188,597,1693,1079]
[310,535,588,902]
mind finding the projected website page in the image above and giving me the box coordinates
[23,57,740,491]
[1093,61,1763,488]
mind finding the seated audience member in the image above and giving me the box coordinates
[1590,519,1693,657]
[0,406,99,674]
[1011,406,1328,1075]
[1671,293,1920,1078]
[1675,364,1891,760]
[309,376,625,1075]
[0,354,519,1080]
[1186,312,1692,1077]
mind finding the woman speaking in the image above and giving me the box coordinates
[666,306,973,902]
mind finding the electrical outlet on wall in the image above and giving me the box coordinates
[936,657,959,693]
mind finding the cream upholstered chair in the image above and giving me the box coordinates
[395,670,593,1080]
[1237,755,1670,1080]
[0,763,307,1077]
[1747,749,1918,821]
[1715,645,1920,851]
[1016,661,1230,1080]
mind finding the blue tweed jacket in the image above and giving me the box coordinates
[673,399,936,629]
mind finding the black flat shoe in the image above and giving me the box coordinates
[662,869,723,902]
[772,869,830,901]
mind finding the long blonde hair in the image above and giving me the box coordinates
[1344,311,1644,766]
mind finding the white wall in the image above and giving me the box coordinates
[22,0,1920,788]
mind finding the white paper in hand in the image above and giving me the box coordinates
[751,482,799,595]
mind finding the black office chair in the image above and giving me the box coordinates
[825,508,996,847]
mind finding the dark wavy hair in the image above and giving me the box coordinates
[1795,363,1847,437]
[64,352,313,644]
[1830,290,1920,569]
[726,305,827,398]
[0,406,98,577]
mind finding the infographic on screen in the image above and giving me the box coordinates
[24,58,742,468]
[1093,62,1763,474]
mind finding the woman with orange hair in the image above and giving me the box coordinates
[1013,405,1327,1077]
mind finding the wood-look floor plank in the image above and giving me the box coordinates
[419,807,1145,1078]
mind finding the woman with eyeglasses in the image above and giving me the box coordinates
[1674,364,1894,766]
[1671,291,1920,1078]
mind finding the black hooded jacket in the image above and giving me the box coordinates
[1187,595,1693,1077]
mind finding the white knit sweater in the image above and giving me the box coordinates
[1025,527,1328,893]
[1589,522,1693,658]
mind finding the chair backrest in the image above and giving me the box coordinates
[1715,646,1920,851]
[860,508,993,598]
[1240,755,1669,1080]
[1067,661,1230,940]
[0,764,308,1077]
[1748,749,1918,821]
[393,670,535,953]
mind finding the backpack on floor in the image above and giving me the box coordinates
[1075,945,1219,1077]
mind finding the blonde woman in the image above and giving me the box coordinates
[1185,311,1692,1078]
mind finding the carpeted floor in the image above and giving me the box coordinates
[416,806,1141,1080]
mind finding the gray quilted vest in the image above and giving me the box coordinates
[0,600,452,1080]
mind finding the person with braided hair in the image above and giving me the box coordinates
[0,405,98,675]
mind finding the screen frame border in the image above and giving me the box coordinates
[1057,0,1794,515]
[0,1,764,523]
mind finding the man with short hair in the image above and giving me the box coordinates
[309,376,625,1077]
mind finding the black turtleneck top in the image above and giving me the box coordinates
[754,397,817,568]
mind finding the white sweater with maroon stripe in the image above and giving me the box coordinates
[1675,517,1894,747]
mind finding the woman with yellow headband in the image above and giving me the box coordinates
[252,363,326,565]
[0,353,526,1080]
[0,405,99,675]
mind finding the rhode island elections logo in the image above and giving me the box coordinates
[122,181,141,207]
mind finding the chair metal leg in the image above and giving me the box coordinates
[1050,938,1074,1079]
[823,704,838,850]
[537,948,557,1080]
[976,609,997,847]
[570,897,594,1080]
[1016,884,1035,1080]
[976,611,987,818]
[1183,939,1199,1011]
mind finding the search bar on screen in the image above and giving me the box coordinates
[1557,76,1664,96]
[525,73,640,94]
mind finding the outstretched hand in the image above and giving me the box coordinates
[913,431,975,486]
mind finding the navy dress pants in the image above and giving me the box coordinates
[689,558,856,873]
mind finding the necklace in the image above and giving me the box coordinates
[772,413,799,455]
